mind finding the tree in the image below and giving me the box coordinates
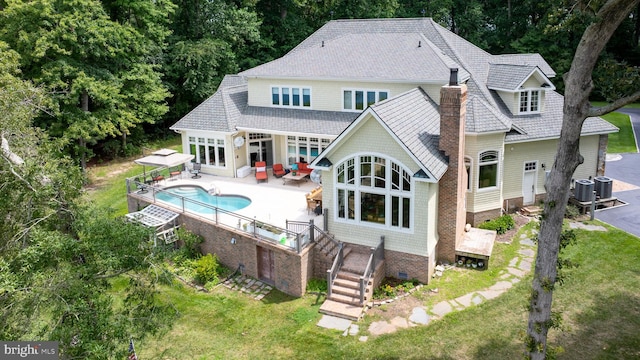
[0,40,175,359]
[0,0,171,167]
[526,1,640,358]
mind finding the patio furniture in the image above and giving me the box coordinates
[191,163,201,179]
[282,172,306,186]
[134,177,148,194]
[169,166,182,180]
[307,198,318,214]
[295,162,312,176]
[272,163,286,178]
[151,171,164,185]
[255,161,268,183]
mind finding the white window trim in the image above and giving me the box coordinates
[519,89,541,114]
[188,135,228,168]
[477,150,500,193]
[271,85,312,109]
[334,153,414,233]
[342,88,390,112]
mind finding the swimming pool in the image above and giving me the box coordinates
[156,186,251,214]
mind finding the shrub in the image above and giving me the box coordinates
[564,204,580,219]
[194,254,220,285]
[306,278,328,293]
[479,214,515,234]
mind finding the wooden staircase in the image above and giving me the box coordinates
[319,247,379,321]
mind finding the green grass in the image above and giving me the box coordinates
[131,223,640,359]
[85,136,181,216]
[591,102,638,153]
[601,112,638,153]
[89,136,640,358]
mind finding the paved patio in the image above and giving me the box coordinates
[133,170,324,230]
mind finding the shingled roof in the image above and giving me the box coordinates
[173,18,616,142]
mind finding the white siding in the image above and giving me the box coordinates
[502,135,602,200]
[464,133,505,213]
[322,116,436,256]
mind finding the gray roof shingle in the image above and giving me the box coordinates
[370,88,449,180]
[487,64,538,90]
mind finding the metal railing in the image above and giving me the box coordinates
[359,236,385,304]
[126,175,311,253]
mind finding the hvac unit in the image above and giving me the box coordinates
[574,179,594,202]
[594,176,613,199]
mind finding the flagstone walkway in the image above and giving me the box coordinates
[318,220,608,341]
[222,275,273,300]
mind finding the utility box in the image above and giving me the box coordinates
[574,179,594,202]
[594,176,613,199]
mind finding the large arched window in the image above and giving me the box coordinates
[335,155,412,229]
[478,150,499,189]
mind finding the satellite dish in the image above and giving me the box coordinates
[310,169,322,184]
[233,136,245,147]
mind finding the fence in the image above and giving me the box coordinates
[126,175,312,253]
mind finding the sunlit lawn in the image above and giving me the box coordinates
[591,102,638,154]
[133,222,639,359]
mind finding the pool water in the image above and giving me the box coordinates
[156,186,251,214]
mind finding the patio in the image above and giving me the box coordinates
[129,170,324,231]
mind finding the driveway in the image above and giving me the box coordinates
[595,108,640,238]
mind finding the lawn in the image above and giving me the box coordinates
[132,222,639,359]
[88,138,640,359]
[591,102,638,154]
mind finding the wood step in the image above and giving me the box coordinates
[336,270,362,282]
[329,292,365,306]
[333,277,360,290]
[332,284,361,298]
[319,299,364,321]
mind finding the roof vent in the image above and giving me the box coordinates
[322,41,324,47]
[418,40,421,47]
[449,68,459,86]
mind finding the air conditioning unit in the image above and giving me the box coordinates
[574,179,594,202]
[594,176,613,199]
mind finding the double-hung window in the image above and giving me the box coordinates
[271,86,311,108]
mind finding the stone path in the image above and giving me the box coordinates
[222,275,272,300]
[318,228,540,339]
[317,220,608,339]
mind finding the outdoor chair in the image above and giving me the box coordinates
[151,171,164,185]
[134,177,148,194]
[169,166,182,180]
[272,163,286,178]
[191,163,201,179]
[307,198,317,214]
[255,161,268,183]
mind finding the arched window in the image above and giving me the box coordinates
[336,155,412,229]
[478,150,499,189]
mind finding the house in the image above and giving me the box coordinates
[168,18,616,288]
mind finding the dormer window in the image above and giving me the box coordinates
[519,90,540,113]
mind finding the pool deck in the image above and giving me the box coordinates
[133,171,324,229]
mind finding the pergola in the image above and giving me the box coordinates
[126,204,180,246]
[134,148,194,178]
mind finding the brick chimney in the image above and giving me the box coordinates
[437,68,467,263]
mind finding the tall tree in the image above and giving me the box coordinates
[164,0,261,121]
[526,1,640,359]
[0,0,171,167]
[0,41,175,358]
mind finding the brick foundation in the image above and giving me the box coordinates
[128,196,311,297]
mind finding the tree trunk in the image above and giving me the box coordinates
[526,1,640,359]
